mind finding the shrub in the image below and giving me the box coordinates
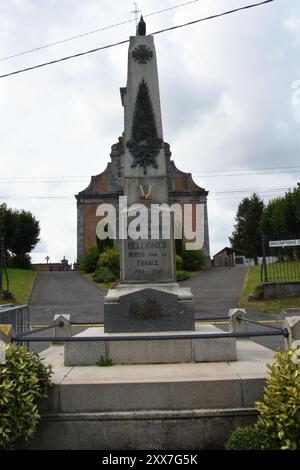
[0,344,52,449]
[176,270,190,282]
[182,248,206,271]
[96,222,114,254]
[92,266,117,283]
[98,246,120,276]
[256,347,300,450]
[225,425,280,450]
[176,255,183,270]
[79,245,99,273]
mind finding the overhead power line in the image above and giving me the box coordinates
[0,0,275,80]
[0,170,298,183]
[194,170,300,178]
[192,164,300,173]
[0,185,291,199]
[1,164,300,183]
[0,194,287,203]
[0,0,202,63]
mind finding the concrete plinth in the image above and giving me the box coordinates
[64,324,236,366]
[18,339,274,450]
[104,284,194,333]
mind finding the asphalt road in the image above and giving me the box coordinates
[182,267,285,351]
[28,268,288,352]
[182,267,248,318]
[29,268,248,324]
[29,271,105,323]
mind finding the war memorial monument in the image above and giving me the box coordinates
[22,18,280,450]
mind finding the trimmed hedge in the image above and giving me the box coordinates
[225,425,280,450]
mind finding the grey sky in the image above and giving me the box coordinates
[0,0,299,263]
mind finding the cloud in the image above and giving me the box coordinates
[284,16,300,33]
[32,240,48,255]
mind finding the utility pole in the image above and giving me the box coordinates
[0,237,10,296]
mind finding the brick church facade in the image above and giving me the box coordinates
[75,19,210,261]
[76,135,210,261]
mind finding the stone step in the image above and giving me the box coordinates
[40,339,274,413]
[20,408,257,450]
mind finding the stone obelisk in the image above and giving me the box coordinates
[121,16,175,283]
[104,17,194,332]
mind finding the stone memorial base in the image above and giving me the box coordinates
[104,283,194,333]
[64,324,237,366]
[18,339,274,450]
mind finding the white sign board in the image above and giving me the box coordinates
[269,239,300,248]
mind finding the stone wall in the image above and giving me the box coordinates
[249,281,300,300]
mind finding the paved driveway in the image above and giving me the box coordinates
[29,268,286,352]
[29,272,106,323]
[30,268,247,324]
[182,267,285,350]
[183,267,248,318]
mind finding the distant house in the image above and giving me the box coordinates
[31,256,71,272]
[213,247,253,268]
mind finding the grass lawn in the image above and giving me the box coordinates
[239,264,300,313]
[1,268,36,305]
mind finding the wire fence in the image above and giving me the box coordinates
[0,304,30,345]
[261,236,300,283]
[10,315,289,343]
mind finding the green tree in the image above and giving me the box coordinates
[0,204,40,268]
[229,193,264,264]
[261,184,300,238]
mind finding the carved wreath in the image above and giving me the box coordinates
[127,79,162,174]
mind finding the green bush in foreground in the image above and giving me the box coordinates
[256,347,300,450]
[0,344,52,449]
[225,346,300,450]
[225,425,280,450]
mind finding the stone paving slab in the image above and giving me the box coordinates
[41,339,274,385]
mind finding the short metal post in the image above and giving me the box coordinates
[284,316,300,350]
[53,314,71,344]
[261,237,268,282]
[228,308,248,333]
[0,324,14,364]
[0,324,14,343]
[0,237,3,292]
